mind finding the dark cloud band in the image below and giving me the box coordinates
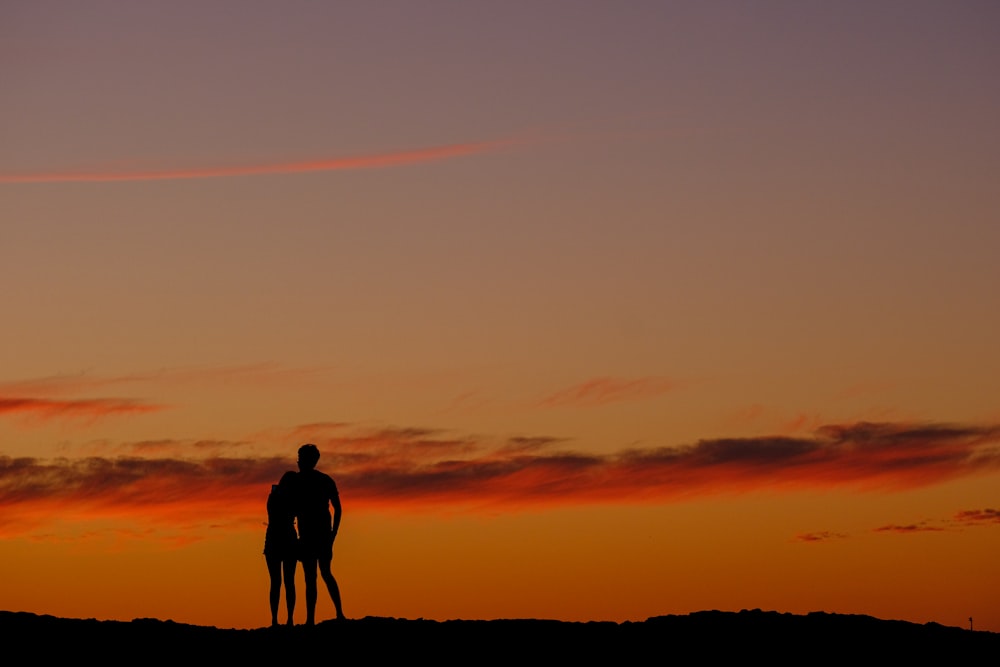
[1,421,997,535]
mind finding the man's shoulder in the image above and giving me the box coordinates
[306,468,332,481]
[304,469,338,489]
[318,470,338,490]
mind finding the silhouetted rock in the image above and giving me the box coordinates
[1,609,994,663]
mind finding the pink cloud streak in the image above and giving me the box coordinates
[0,139,515,184]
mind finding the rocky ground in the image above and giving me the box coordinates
[2,609,995,662]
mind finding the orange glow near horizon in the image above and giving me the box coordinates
[2,486,997,630]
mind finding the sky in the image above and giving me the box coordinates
[2,1,999,631]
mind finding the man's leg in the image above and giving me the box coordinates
[282,558,297,626]
[301,556,318,626]
[318,558,345,620]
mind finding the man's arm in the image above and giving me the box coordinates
[330,485,342,542]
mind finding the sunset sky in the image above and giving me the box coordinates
[2,1,999,631]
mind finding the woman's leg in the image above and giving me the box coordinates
[265,553,282,627]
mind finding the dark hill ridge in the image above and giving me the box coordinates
[2,609,995,662]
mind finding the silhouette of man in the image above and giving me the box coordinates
[293,443,345,624]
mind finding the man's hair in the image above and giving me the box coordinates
[298,443,320,468]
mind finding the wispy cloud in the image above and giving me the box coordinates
[538,376,676,408]
[123,439,251,456]
[0,397,164,422]
[794,531,848,543]
[2,421,998,538]
[778,412,825,434]
[0,363,327,427]
[0,139,516,184]
[805,506,1000,542]
[726,404,902,436]
[954,508,1000,524]
[873,523,946,534]
[0,363,328,397]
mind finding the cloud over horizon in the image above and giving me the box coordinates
[2,421,998,538]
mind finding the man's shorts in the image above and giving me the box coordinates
[298,530,333,562]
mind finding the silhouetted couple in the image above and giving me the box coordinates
[264,444,345,627]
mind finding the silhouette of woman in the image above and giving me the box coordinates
[264,470,298,627]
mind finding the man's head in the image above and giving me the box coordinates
[297,443,320,471]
